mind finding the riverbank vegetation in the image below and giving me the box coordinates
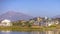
[0,24,60,31]
[0,20,60,31]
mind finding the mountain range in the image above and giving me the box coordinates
[52,15,60,18]
[0,11,33,21]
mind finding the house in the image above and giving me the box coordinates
[53,18,60,24]
[30,16,59,27]
[33,17,43,26]
[0,19,12,26]
[40,18,59,27]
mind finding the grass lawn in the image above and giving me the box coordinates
[0,25,60,31]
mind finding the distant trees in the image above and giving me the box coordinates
[12,20,34,27]
[25,20,34,27]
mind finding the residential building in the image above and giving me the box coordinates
[40,18,59,27]
[0,19,12,26]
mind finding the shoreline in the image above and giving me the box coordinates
[0,26,59,31]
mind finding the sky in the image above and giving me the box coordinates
[0,0,60,17]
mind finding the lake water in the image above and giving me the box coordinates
[0,30,60,34]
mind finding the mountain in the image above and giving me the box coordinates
[53,15,60,18]
[0,11,33,21]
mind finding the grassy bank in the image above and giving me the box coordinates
[0,25,59,31]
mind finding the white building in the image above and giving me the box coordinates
[40,18,59,27]
[0,19,12,26]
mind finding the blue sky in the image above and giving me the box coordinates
[0,0,60,17]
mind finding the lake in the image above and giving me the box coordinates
[0,30,60,34]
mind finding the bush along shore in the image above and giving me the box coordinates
[0,19,60,31]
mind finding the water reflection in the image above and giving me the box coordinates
[0,30,60,34]
[31,30,60,34]
[1,30,11,32]
[1,30,11,34]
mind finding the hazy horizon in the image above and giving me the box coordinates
[0,0,60,17]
